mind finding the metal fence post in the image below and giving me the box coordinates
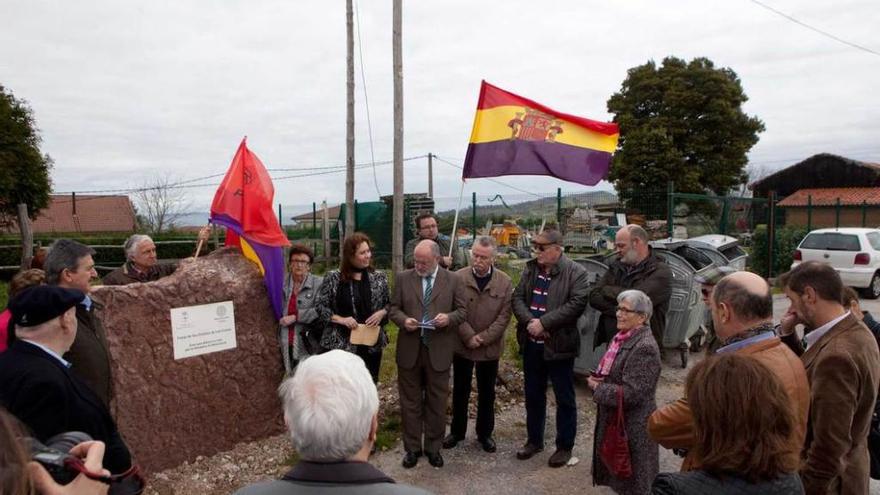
[312,202,317,238]
[667,181,674,239]
[556,188,562,226]
[719,198,730,235]
[472,192,477,241]
[768,191,776,279]
[278,203,282,228]
[835,197,841,228]
[806,195,812,231]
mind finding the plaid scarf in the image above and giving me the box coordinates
[596,325,643,376]
[719,322,776,347]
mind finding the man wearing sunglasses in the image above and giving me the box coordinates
[589,225,672,349]
[511,229,589,467]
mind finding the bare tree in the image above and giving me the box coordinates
[133,175,192,233]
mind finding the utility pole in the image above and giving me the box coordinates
[392,0,404,272]
[345,0,355,237]
[427,152,434,198]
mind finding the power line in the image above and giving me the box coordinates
[354,0,381,197]
[432,155,545,199]
[748,0,880,57]
[54,154,429,197]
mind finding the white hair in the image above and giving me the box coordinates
[278,350,378,461]
[617,289,653,321]
[123,234,153,261]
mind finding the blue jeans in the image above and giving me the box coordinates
[523,340,576,450]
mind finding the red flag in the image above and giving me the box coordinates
[210,138,289,247]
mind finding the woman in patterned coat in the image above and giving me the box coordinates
[279,244,324,374]
[588,289,661,494]
[315,232,389,383]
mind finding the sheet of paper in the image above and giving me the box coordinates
[170,301,236,360]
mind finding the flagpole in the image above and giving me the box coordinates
[448,179,466,256]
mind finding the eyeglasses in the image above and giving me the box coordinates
[532,243,556,252]
[615,306,641,315]
[701,287,712,297]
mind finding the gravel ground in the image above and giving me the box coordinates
[144,355,693,495]
[145,295,880,495]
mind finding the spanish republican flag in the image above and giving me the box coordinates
[462,81,619,186]
[210,138,290,320]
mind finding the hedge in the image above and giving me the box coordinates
[748,224,808,278]
[0,233,225,269]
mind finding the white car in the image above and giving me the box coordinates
[791,227,880,299]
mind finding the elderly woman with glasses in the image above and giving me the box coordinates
[588,289,661,494]
[279,244,324,374]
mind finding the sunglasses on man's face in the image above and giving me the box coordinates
[532,243,555,252]
[701,286,713,297]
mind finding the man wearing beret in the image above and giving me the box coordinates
[0,285,133,474]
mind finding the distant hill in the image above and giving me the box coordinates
[438,190,618,219]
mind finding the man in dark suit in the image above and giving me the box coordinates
[778,261,880,495]
[0,285,133,474]
[389,240,467,469]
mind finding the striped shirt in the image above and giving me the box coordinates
[529,269,552,343]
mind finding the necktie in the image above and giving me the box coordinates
[421,275,433,346]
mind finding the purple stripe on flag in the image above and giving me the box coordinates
[210,213,286,320]
[462,140,612,186]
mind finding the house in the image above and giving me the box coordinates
[10,194,138,234]
[290,204,341,230]
[750,154,880,228]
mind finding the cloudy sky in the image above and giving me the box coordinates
[2,0,878,220]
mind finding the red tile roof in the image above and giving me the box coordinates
[27,195,137,233]
[777,188,880,207]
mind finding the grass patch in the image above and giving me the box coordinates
[379,322,399,385]
[281,450,300,468]
[374,413,402,451]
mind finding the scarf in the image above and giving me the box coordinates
[596,325,643,376]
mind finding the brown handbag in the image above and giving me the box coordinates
[599,385,632,478]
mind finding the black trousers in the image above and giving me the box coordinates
[355,344,382,384]
[450,354,499,440]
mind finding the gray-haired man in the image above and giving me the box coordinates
[444,236,512,453]
[103,226,209,285]
[233,350,431,494]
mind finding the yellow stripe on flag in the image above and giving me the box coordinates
[240,237,266,275]
[469,105,618,152]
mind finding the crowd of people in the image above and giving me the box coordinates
[1,218,879,495]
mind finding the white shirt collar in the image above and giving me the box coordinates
[472,266,493,278]
[804,311,851,349]
[20,339,71,368]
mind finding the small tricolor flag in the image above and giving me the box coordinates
[462,80,619,186]
[210,138,290,320]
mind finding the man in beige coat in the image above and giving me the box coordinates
[648,271,809,470]
[389,240,467,469]
[443,236,512,453]
[779,261,880,495]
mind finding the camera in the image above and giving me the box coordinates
[26,431,93,485]
[25,431,145,494]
